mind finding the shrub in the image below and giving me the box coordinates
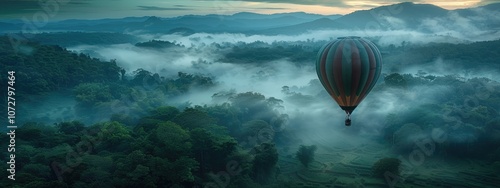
[372,158,401,178]
[296,145,317,168]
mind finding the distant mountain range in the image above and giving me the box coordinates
[336,2,499,30]
[0,2,498,35]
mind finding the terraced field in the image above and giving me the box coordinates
[276,130,500,188]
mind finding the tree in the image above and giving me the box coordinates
[91,121,133,152]
[252,143,278,184]
[132,106,181,132]
[73,83,114,106]
[131,69,160,89]
[172,108,216,130]
[147,121,191,160]
[190,128,237,174]
[148,106,180,121]
[201,103,241,136]
[296,145,317,168]
[167,157,199,183]
[229,92,283,123]
[240,120,273,148]
[113,150,154,187]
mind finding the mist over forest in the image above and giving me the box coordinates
[1,2,499,188]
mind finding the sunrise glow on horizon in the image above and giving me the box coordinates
[0,0,495,20]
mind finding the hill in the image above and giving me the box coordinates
[335,2,449,30]
[455,3,500,30]
[268,2,499,34]
[0,35,121,95]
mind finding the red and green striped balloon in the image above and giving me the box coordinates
[316,36,382,125]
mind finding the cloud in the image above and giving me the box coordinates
[0,0,42,15]
[475,0,500,6]
[137,5,192,11]
[202,0,351,7]
[0,0,92,18]
[381,16,407,29]
[418,11,498,40]
[249,7,289,10]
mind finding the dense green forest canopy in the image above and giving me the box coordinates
[8,32,140,47]
[382,40,500,70]
[135,40,184,49]
[219,39,500,72]
[0,35,121,96]
[0,33,499,187]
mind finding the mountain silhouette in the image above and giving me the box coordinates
[335,2,448,30]
[0,2,497,34]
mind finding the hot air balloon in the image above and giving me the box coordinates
[316,36,382,126]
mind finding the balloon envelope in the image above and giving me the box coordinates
[316,36,382,115]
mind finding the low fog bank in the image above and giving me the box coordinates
[133,26,499,49]
[397,57,500,82]
[51,29,500,149]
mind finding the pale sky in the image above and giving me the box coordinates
[0,0,497,20]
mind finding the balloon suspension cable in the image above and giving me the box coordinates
[345,111,352,126]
